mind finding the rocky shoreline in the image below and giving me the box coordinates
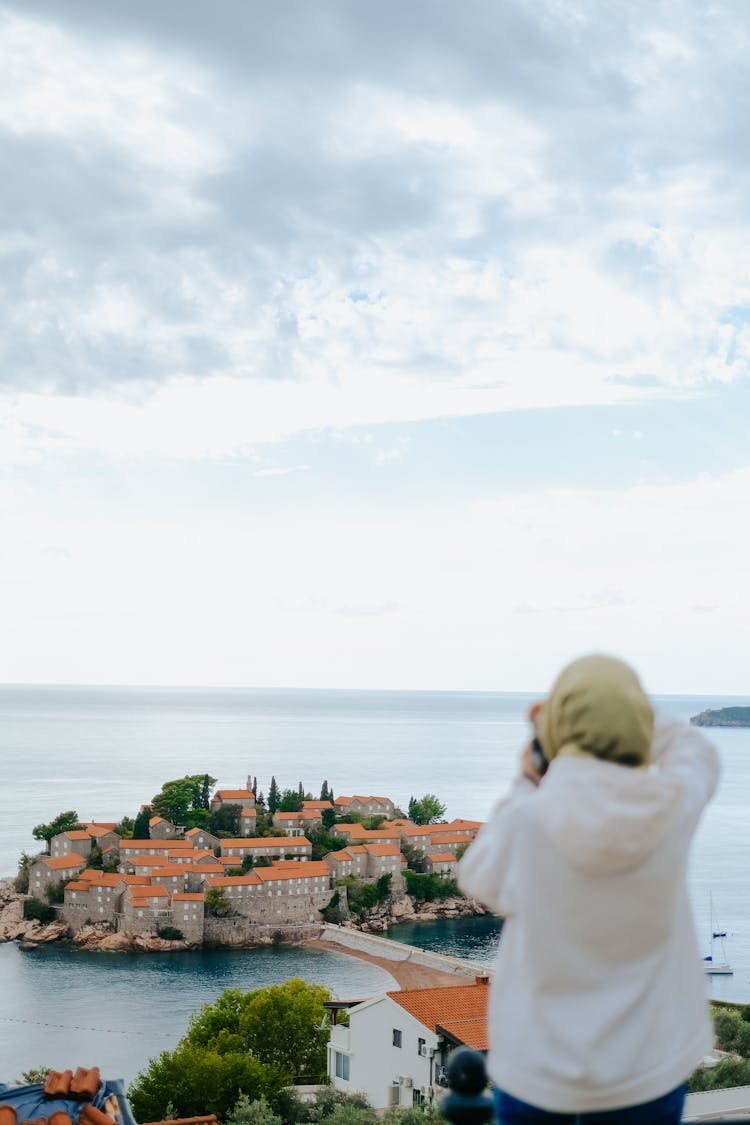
[0,877,486,954]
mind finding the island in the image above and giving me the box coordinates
[0,777,485,952]
[690,706,750,727]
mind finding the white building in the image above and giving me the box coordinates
[327,980,489,1111]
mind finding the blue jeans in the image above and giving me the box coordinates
[493,1084,686,1125]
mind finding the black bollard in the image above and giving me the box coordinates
[440,1047,496,1125]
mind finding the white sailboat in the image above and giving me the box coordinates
[703,894,733,975]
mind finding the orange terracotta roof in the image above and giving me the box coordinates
[428,853,456,863]
[430,833,470,845]
[120,875,151,885]
[42,853,87,869]
[255,861,330,882]
[206,874,261,887]
[445,819,483,830]
[186,863,225,875]
[185,827,213,836]
[302,800,333,810]
[121,839,194,850]
[437,1017,489,1052]
[274,811,302,820]
[128,885,168,899]
[131,856,171,868]
[364,843,401,857]
[215,789,255,800]
[387,982,489,1034]
[401,825,431,837]
[65,881,91,892]
[173,893,205,901]
[83,822,118,833]
[220,836,310,849]
[149,816,166,826]
[63,830,92,840]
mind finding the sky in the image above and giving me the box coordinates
[1,0,749,694]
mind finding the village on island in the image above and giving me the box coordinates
[5,774,485,952]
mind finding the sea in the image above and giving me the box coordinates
[0,685,748,1086]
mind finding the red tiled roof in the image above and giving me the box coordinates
[274,811,302,820]
[63,830,92,840]
[387,982,489,1034]
[121,839,194,850]
[173,893,205,901]
[215,789,255,800]
[428,853,456,863]
[437,1017,489,1051]
[430,833,471,845]
[206,874,261,887]
[42,853,87,869]
[220,836,310,849]
[255,861,330,882]
[363,843,401,857]
[65,881,90,892]
[128,885,168,899]
[149,816,166,825]
[302,800,333,810]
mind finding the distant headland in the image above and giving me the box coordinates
[690,706,750,728]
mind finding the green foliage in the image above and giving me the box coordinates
[14,851,33,893]
[205,887,233,918]
[19,1065,51,1084]
[404,870,459,901]
[321,808,336,830]
[309,828,347,861]
[132,807,152,840]
[268,776,280,815]
[157,926,184,941]
[209,803,242,837]
[45,880,65,904]
[32,810,83,849]
[87,844,103,869]
[128,1041,288,1122]
[24,898,56,922]
[225,1093,282,1125]
[455,841,469,862]
[278,788,303,812]
[321,890,341,923]
[184,979,332,1085]
[240,854,255,872]
[151,774,217,826]
[383,1106,444,1125]
[338,874,391,917]
[688,1056,750,1092]
[710,1005,750,1056]
[361,816,385,830]
[320,780,330,802]
[115,816,134,838]
[400,842,424,872]
[305,1087,375,1124]
[408,794,446,825]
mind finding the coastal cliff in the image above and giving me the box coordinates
[691,706,750,727]
[0,878,485,952]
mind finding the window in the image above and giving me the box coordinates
[334,1051,350,1081]
[392,1028,402,1048]
[418,1037,426,1056]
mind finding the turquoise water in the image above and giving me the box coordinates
[1,686,749,1085]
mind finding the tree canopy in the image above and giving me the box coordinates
[32,810,84,849]
[128,980,332,1121]
[151,774,216,827]
[408,794,446,825]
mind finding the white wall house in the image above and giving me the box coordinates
[327,981,489,1111]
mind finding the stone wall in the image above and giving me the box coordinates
[317,922,490,979]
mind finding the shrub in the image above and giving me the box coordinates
[404,871,459,901]
[24,898,56,923]
[44,881,65,905]
[157,926,184,941]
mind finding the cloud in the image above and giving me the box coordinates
[254,465,309,477]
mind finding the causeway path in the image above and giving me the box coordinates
[306,923,491,991]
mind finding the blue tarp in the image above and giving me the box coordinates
[0,1080,138,1125]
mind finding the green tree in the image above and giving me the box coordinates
[132,807,152,840]
[322,808,336,830]
[32,811,83,852]
[14,851,33,893]
[239,979,331,1082]
[200,774,212,810]
[209,803,242,838]
[320,780,330,802]
[152,775,217,826]
[205,887,233,918]
[225,1094,282,1125]
[115,816,135,839]
[278,789,303,812]
[268,776,280,815]
[128,1042,288,1122]
[408,794,446,825]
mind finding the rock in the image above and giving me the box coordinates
[19,921,70,947]
[134,935,189,953]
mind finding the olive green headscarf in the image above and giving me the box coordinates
[536,654,654,768]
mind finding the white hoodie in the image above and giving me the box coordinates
[457,716,720,1113]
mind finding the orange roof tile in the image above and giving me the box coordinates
[120,875,151,885]
[437,1017,489,1051]
[173,893,205,901]
[302,800,333,810]
[83,822,118,833]
[63,830,92,840]
[121,839,194,850]
[206,874,261,887]
[255,862,330,882]
[364,843,401,857]
[387,982,489,1034]
[428,853,456,863]
[220,836,310,849]
[42,853,87,869]
[128,885,168,899]
[274,811,302,820]
[149,816,166,825]
[65,881,90,892]
[430,833,470,845]
[131,856,171,868]
[215,789,255,800]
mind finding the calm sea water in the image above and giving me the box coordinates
[0,685,748,1085]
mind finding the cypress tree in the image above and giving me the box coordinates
[268,776,280,815]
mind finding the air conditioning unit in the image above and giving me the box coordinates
[435,1065,448,1084]
[419,1044,429,1057]
[420,1086,429,1097]
[399,1076,413,1088]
